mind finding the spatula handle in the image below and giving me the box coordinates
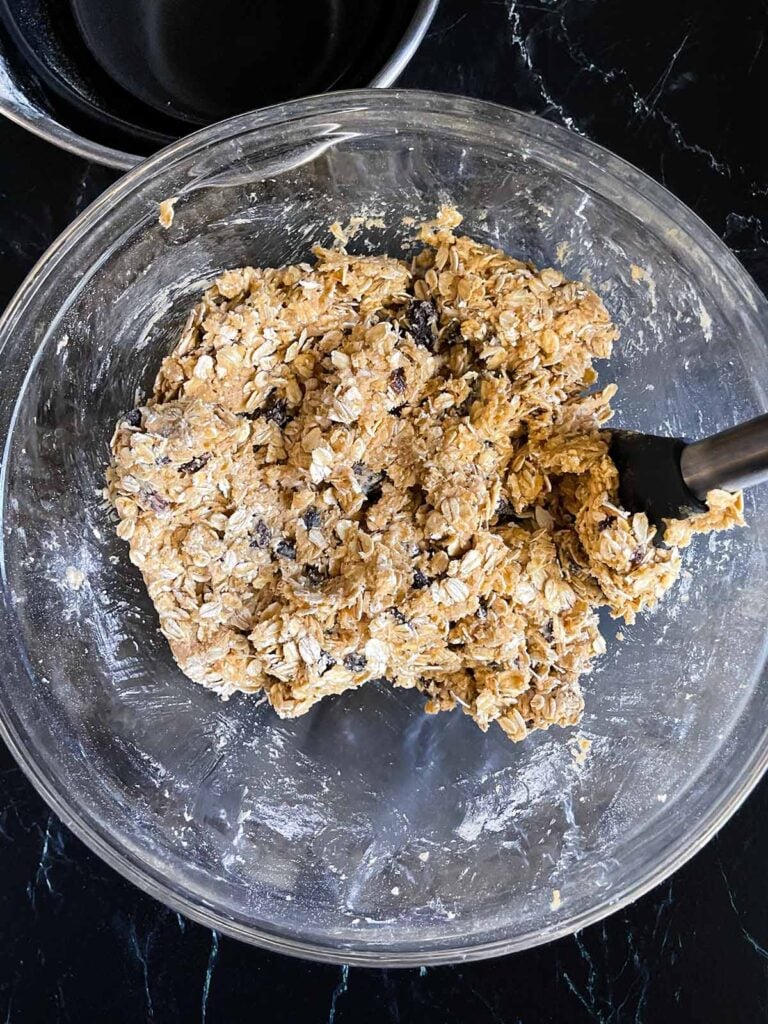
[681,412,768,498]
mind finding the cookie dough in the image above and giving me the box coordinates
[106,208,743,741]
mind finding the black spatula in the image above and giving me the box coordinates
[609,413,768,531]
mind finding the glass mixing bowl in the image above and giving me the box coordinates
[1,90,767,966]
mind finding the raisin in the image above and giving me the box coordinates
[275,539,296,560]
[250,519,271,549]
[408,299,439,351]
[361,488,382,514]
[318,650,336,674]
[363,482,384,509]
[302,507,322,529]
[441,320,462,346]
[141,489,169,514]
[178,454,210,475]
[264,395,291,428]
[368,472,385,493]
[495,497,522,525]
[412,568,430,590]
[389,367,407,395]
[303,564,327,587]
[353,463,382,490]
[598,516,615,531]
[354,464,386,507]
[630,547,645,569]
[124,408,142,427]
[343,652,367,672]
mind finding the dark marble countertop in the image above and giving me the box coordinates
[1,1,767,1021]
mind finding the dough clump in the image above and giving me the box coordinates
[107,209,743,741]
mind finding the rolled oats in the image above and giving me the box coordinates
[106,208,744,741]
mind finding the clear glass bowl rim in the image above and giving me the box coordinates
[1,88,767,966]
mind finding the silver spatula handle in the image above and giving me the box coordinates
[681,412,768,498]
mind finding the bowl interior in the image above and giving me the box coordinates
[1,94,768,963]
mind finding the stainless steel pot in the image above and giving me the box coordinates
[0,0,439,169]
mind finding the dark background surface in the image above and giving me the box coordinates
[1,1,768,1021]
